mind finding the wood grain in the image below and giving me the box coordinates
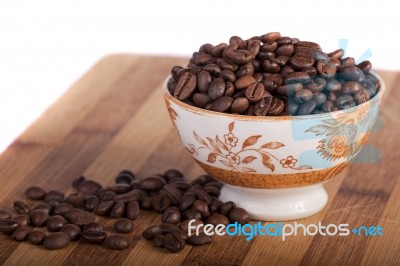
[0,54,399,265]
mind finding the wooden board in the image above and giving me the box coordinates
[0,54,399,265]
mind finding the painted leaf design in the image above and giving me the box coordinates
[242,156,257,164]
[207,137,222,154]
[219,160,234,168]
[242,135,262,149]
[261,153,275,172]
[207,153,217,163]
[193,131,208,147]
[228,122,235,132]
[216,136,229,152]
[298,165,312,169]
[322,119,339,126]
[305,125,333,136]
[241,167,257,173]
[261,142,285,149]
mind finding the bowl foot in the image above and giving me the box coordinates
[219,183,328,221]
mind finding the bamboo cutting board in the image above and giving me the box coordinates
[0,54,399,265]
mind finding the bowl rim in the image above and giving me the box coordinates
[162,71,385,121]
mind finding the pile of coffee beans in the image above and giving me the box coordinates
[0,169,249,253]
[167,32,380,116]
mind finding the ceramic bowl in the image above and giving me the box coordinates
[163,73,385,221]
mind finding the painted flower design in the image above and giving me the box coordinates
[227,152,240,165]
[224,133,238,147]
[280,156,297,168]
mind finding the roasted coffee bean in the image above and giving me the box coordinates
[203,186,220,197]
[163,184,183,203]
[152,234,165,247]
[0,210,11,220]
[321,101,335,112]
[224,81,235,97]
[313,50,330,62]
[195,53,214,66]
[313,92,327,107]
[306,78,326,93]
[211,96,233,112]
[290,53,315,69]
[193,190,212,205]
[140,176,166,191]
[65,193,85,208]
[115,174,135,186]
[268,98,285,115]
[81,229,107,244]
[354,89,371,104]
[223,43,253,65]
[94,201,114,216]
[231,97,249,114]
[276,44,294,57]
[162,207,181,224]
[28,230,47,245]
[357,60,372,73]
[15,214,30,227]
[62,209,95,226]
[184,208,202,220]
[192,200,210,218]
[139,196,153,210]
[325,79,342,92]
[298,100,317,115]
[188,233,213,246]
[337,94,356,110]
[294,89,313,104]
[262,32,281,43]
[113,191,139,203]
[328,49,344,60]
[110,201,125,218]
[197,70,212,93]
[253,94,274,116]
[297,41,321,50]
[210,43,227,57]
[107,184,132,194]
[163,169,183,181]
[173,72,197,101]
[142,225,162,240]
[115,218,133,233]
[216,58,239,72]
[14,201,30,214]
[43,232,70,250]
[302,66,317,76]
[47,215,67,232]
[236,62,254,78]
[33,203,52,213]
[25,186,46,200]
[317,61,336,78]
[105,235,130,250]
[190,175,214,186]
[277,83,303,97]
[280,65,295,77]
[83,222,105,232]
[29,209,49,227]
[210,200,223,213]
[126,201,140,220]
[84,195,100,211]
[285,72,311,84]
[341,57,355,67]
[253,73,263,82]
[342,81,363,94]
[78,180,102,194]
[278,37,292,45]
[206,214,230,226]
[220,201,236,216]
[12,226,32,241]
[219,70,237,83]
[61,224,81,240]
[163,233,185,253]
[245,82,265,103]
[234,75,256,90]
[287,100,299,115]
[339,66,365,82]
[261,60,280,73]
[72,176,86,189]
[0,219,19,234]
[98,189,116,201]
[152,194,170,213]
[178,193,196,211]
[330,58,341,68]
[229,208,250,224]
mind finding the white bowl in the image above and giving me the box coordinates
[163,73,385,221]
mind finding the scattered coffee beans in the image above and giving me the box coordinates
[168,32,379,116]
[0,169,250,253]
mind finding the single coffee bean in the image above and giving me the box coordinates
[210,43,227,57]
[163,233,186,253]
[223,43,253,65]
[297,41,321,50]
[78,180,102,194]
[13,226,32,241]
[236,62,254,78]
[105,235,130,250]
[313,92,327,107]
[65,192,85,208]
[115,171,135,185]
[277,36,292,45]
[97,189,115,201]
[84,195,100,211]
[184,208,202,221]
[337,94,356,110]
[25,186,46,200]
[298,100,317,115]
[173,72,197,101]
[51,203,72,216]
[110,201,125,218]
[193,189,212,205]
[14,201,30,214]
[14,215,29,227]
[330,58,341,68]
[316,60,336,78]
[188,233,213,246]
[306,77,326,93]
[83,222,105,232]
[245,82,265,103]
[142,225,162,240]
[276,44,294,57]
[229,208,250,224]
[178,193,196,211]
[203,186,220,197]
[354,89,371,104]
[107,184,132,194]
[321,101,335,112]
[216,58,239,72]
[277,83,303,97]
[195,53,214,65]
[29,209,50,227]
[328,49,344,60]
[28,230,47,245]
[211,96,233,113]
[162,207,181,224]
[342,81,363,94]
[43,232,71,250]
[268,98,285,115]
[231,97,249,114]
[206,214,230,226]
[341,57,355,67]
[152,194,170,213]
[294,89,313,104]
[234,75,257,90]
[126,201,140,220]
[113,191,139,203]
[192,200,210,218]
[60,224,81,241]
[81,229,107,244]
[72,176,86,188]
[192,93,211,108]
[152,234,165,247]
[191,175,214,185]
[94,201,114,216]
[280,65,295,77]
[0,219,19,234]
[285,72,311,84]
[62,209,95,226]
[0,210,11,220]
[262,32,281,43]
[313,50,330,62]
[210,200,223,213]
[290,53,315,70]
[339,66,365,82]
[261,60,280,74]
[197,70,212,93]
[253,73,263,82]
[47,215,67,232]
[219,70,237,83]
[163,184,183,204]
[140,176,166,191]
[33,203,52,213]
[46,197,63,208]
[224,81,235,97]
[44,190,65,202]
[357,60,372,73]
[302,66,317,76]
[253,94,274,116]
[325,79,342,92]
[115,218,133,234]
[220,201,236,216]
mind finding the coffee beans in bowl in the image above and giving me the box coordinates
[167,32,380,116]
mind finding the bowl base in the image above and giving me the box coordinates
[219,183,328,221]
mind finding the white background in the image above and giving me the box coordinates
[0,0,398,152]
